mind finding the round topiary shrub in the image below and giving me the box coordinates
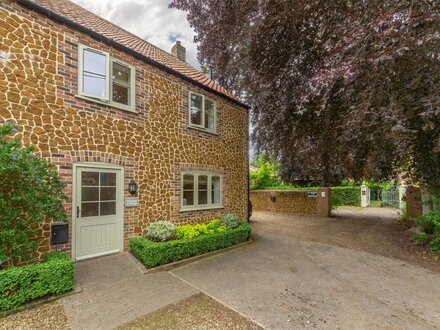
[221,213,241,229]
[146,221,176,242]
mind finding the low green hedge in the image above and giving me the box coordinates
[0,252,74,311]
[130,222,251,268]
[331,186,361,207]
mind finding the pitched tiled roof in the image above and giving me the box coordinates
[17,0,247,107]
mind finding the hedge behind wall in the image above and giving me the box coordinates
[331,186,362,207]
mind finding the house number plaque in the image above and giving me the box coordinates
[125,197,139,207]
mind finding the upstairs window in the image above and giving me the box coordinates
[181,172,222,211]
[189,92,216,132]
[78,44,136,112]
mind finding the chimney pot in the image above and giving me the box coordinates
[171,40,186,62]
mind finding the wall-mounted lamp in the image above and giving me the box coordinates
[128,180,138,195]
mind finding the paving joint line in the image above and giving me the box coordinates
[168,270,267,330]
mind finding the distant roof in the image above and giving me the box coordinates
[17,0,248,108]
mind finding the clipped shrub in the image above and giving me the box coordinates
[175,220,228,240]
[331,186,361,208]
[194,223,210,235]
[0,252,74,311]
[221,213,241,229]
[207,219,221,231]
[430,237,440,253]
[146,221,176,242]
[176,225,200,240]
[130,222,251,268]
[414,211,440,235]
[413,232,428,246]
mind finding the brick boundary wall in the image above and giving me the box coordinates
[250,189,331,217]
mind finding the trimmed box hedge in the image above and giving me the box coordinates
[0,252,74,311]
[331,186,361,207]
[130,222,251,268]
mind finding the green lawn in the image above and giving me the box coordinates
[369,200,382,207]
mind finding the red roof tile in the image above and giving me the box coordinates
[18,0,245,107]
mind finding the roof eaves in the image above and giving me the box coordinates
[16,0,250,110]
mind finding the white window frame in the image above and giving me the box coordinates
[77,44,136,112]
[180,171,223,211]
[188,91,217,133]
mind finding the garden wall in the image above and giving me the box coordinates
[250,189,331,217]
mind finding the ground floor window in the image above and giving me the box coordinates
[181,172,222,210]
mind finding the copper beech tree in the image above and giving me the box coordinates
[171,0,440,192]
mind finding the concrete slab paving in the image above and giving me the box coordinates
[62,254,198,330]
[171,228,440,329]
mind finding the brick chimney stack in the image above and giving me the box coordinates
[171,41,186,62]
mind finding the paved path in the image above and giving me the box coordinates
[62,208,440,329]
[171,210,440,329]
[62,254,198,330]
[251,207,440,272]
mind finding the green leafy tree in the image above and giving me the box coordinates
[0,124,67,265]
[250,155,280,189]
[170,0,440,193]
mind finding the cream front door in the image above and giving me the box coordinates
[74,165,124,260]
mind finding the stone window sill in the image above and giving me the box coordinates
[188,125,218,136]
[75,94,138,113]
[179,205,224,213]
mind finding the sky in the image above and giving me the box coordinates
[71,0,201,69]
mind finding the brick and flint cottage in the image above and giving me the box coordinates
[0,0,249,260]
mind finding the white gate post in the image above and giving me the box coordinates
[398,183,407,210]
[361,184,369,207]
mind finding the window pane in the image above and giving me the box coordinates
[205,114,215,130]
[82,202,99,217]
[81,187,99,202]
[82,172,99,186]
[183,175,194,190]
[83,74,106,98]
[199,190,208,205]
[199,175,208,190]
[212,176,221,204]
[100,202,116,216]
[183,191,194,206]
[100,173,116,186]
[190,94,203,126]
[101,187,116,201]
[113,62,130,85]
[112,84,129,105]
[205,99,215,129]
[83,49,106,75]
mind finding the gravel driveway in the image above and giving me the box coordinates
[171,209,440,329]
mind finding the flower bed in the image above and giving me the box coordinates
[130,222,251,268]
[0,252,74,311]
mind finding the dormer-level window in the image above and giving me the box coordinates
[78,44,136,112]
[189,92,216,133]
